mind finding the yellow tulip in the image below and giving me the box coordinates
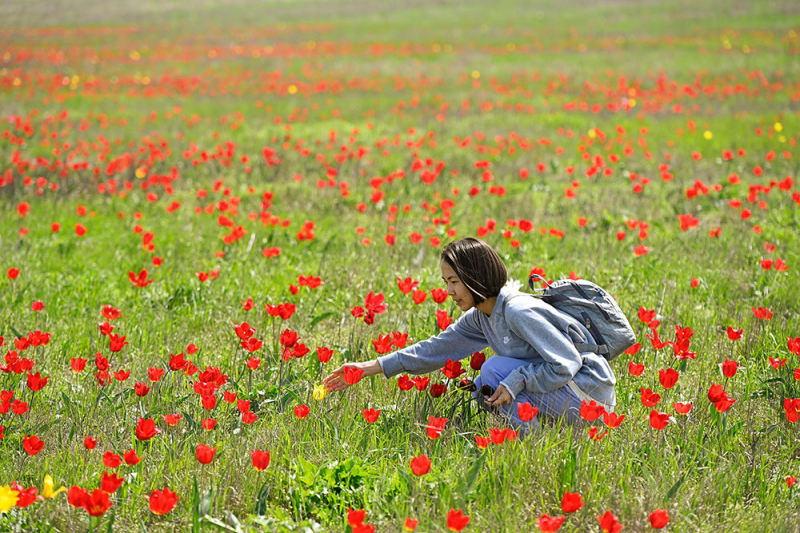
[0,486,19,513]
[313,384,327,401]
[42,475,66,499]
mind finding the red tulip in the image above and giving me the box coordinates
[580,399,606,422]
[537,514,565,532]
[9,481,37,508]
[426,416,448,439]
[658,368,679,389]
[343,366,364,385]
[638,307,657,324]
[234,322,255,341]
[628,361,645,376]
[649,509,670,529]
[561,491,584,513]
[589,426,609,441]
[397,277,420,294]
[625,342,642,355]
[196,443,216,464]
[412,289,428,304]
[410,454,431,476]
[603,412,626,428]
[98,321,114,336]
[148,487,179,515]
[294,405,310,419]
[84,436,97,450]
[788,336,800,357]
[135,417,160,441]
[317,346,334,363]
[102,451,122,468]
[251,449,270,471]
[430,288,448,304]
[397,375,413,391]
[101,305,122,320]
[470,351,486,370]
[108,333,129,353]
[26,371,49,391]
[649,409,670,430]
[100,471,125,494]
[128,269,153,288]
[84,489,112,516]
[517,402,538,422]
[413,376,430,391]
[134,382,150,397]
[752,307,772,320]
[446,509,470,531]
[673,402,694,415]
[597,510,623,533]
[430,383,447,398]
[363,408,381,423]
[436,309,452,330]
[722,359,738,378]
[123,449,142,465]
[201,394,217,410]
[707,383,726,403]
[279,328,298,348]
[640,387,661,407]
[475,435,490,449]
[726,327,743,340]
[68,486,90,509]
[71,357,88,373]
[22,435,44,455]
[489,427,507,445]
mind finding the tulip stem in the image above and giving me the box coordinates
[277,350,286,412]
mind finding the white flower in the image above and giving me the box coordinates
[504,278,522,291]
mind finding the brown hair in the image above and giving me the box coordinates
[440,238,507,305]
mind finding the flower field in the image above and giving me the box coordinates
[1,0,799,530]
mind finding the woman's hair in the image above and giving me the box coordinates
[440,238,507,305]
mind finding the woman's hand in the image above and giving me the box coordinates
[484,384,512,407]
[323,360,383,392]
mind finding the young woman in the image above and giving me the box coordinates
[324,237,617,432]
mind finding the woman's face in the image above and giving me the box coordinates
[440,261,476,312]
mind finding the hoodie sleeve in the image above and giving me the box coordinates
[498,300,583,398]
[377,309,488,378]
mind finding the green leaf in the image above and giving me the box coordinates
[255,484,270,516]
[201,515,240,532]
[460,451,487,495]
[192,476,200,533]
[666,471,688,500]
[309,312,334,329]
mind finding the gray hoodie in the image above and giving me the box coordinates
[377,286,617,406]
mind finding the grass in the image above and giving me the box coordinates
[1,0,800,531]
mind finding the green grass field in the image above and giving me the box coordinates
[1,0,800,531]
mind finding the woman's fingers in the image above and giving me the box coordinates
[485,385,511,406]
[323,366,348,391]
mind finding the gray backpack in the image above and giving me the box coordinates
[526,274,636,361]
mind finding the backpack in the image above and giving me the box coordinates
[522,274,637,361]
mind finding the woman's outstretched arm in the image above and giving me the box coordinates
[324,309,488,391]
[323,360,383,392]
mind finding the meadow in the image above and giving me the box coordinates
[1,0,800,530]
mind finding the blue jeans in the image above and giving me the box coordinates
[473,356,583,434]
